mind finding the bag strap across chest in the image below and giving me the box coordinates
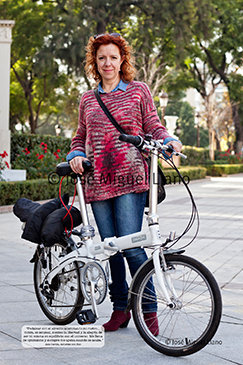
[94,89,126,134]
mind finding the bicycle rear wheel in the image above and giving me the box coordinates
[132,254,222,357]
[34,241,84,325]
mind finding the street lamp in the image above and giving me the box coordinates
[175,125,181,138]
[195,112,201,148]
[55,124,61,137]
[159,91,169,126]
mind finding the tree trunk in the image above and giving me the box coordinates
[208,128,215,161]
[204,95,215,161]
[231,103,243,154]
[215,134,221,150]
[96,21,106,34]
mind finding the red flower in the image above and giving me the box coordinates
[55,154,59,159]
[5,161,10,168]
[57,149,61,152]
[36,153,39,157]
[23,147,30,155]
[38,154,44,160]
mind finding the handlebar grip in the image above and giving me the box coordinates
[165,145,174,154]
[82,160,92,171]
[56,160,92,177]
[119,134,144,148]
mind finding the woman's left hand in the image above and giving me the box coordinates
[164,140,182,157]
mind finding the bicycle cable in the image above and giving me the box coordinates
[150,149,200,250]
[59,176,77,238]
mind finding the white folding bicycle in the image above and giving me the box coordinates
[33,134,222,357]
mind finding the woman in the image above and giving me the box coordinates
[67,33,182,333]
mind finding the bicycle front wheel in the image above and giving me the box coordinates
[132,254,222,357]
[34,241,84,325]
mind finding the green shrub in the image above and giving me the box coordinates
[1,167,208,206]
[12,141,68,179]
[214,151,243,164]
[163,166,207,184]
[180,146,210,166]
[0,176,76,206]
[0,150,10,181]
[11,134,71,165]
[205,164,243,176]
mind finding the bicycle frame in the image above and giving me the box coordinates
[42,140,183,319]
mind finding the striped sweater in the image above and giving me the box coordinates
[69,81,172,203]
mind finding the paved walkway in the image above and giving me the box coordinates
[0,174,243,365]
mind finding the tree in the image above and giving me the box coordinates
[5,0,234,139]
[188,0,243,154]
[184,60,221,159]
[0,0,70,133]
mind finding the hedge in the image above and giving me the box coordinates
[180,146,210,166]
[2,164,243,206]
[0,167,207,206]
[204,164,243,176]
[0,176,76,206]
[163,166,207,184]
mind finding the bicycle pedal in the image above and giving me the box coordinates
[76,309,96,325]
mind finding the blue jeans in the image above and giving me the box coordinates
[91,192,157,312]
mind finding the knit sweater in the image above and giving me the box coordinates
[69,80,172,203]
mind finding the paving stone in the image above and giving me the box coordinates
[0,174,243,365]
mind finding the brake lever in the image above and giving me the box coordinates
[163,145,187,159]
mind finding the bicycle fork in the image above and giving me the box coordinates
[153,249,179,309]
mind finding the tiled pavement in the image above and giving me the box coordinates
[0,174,242,365]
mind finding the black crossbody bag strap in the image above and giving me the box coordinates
[94,89,126,134]
[94,90,166,207]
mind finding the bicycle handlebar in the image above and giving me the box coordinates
[119,134,144,149]
[119,134,187,159]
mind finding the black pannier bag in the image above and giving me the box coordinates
[41,206,82,247]
[13,194,81,246]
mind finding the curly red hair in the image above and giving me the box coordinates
[84,34,137,84]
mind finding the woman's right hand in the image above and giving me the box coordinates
[69,156,89,174]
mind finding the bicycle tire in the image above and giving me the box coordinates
[132,254,222,357]
[34,241,84,325]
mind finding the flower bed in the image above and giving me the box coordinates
[12,142,67,179]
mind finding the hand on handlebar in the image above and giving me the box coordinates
[119,134,187,159]
[70,156,90,174]
[164,140,182,158]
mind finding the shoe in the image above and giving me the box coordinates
[144,312,159,336]
[103,310,131,332]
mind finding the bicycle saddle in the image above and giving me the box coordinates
[56,161,92,176]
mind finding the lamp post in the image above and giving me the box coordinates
[175,125,181,138]
[159,91,169,126]
[195,112,201,148]
[55,124,61,136]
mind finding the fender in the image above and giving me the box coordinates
[125,248,185,313]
